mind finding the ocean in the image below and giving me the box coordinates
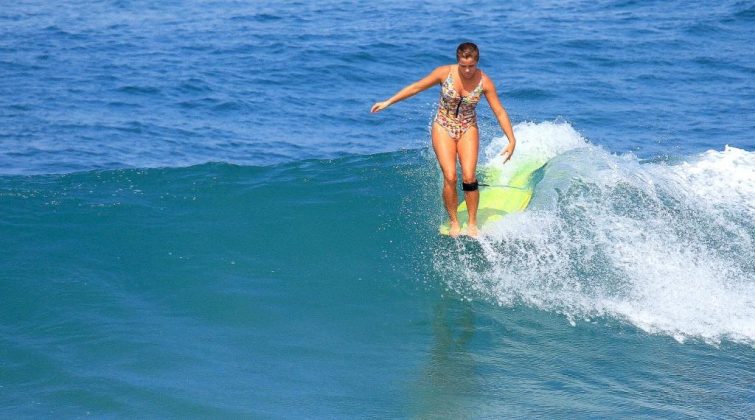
[1,0,754,417]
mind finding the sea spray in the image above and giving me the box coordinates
[435,121,755,345]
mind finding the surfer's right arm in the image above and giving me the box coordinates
[370,66,448,113]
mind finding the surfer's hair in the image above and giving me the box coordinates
[456,42,479,62]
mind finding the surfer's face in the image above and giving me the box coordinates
[458,57,478,79]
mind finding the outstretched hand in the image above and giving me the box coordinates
[370,101,389,113]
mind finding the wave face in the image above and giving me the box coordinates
[436,121,755,345]
[1,123,754,416]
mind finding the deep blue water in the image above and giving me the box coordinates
[1,0,754,417]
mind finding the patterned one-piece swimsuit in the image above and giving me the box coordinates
[434,67,484,140]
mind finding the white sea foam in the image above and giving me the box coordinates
[438,121,755,345]
[660,145,755,219]
[482,119,588,173]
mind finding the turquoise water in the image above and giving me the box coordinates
[2,0,754,417]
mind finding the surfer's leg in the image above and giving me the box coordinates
[458,125,479,236]
[432,122,461,236]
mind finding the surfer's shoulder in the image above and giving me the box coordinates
[432,65,452,77]
[480,71,496,91]
[426,65,452,85]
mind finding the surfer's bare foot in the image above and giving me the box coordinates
[449,220,461,237]
[467,224,479,237]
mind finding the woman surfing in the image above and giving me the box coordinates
[371,42,517,237]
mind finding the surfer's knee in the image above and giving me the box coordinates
[462,179,479,192]
[443,172,457,185]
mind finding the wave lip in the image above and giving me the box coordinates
[666,145,755,218]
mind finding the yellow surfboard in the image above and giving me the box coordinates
[439,159,546,235]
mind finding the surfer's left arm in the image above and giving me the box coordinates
[483,75,516,162]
